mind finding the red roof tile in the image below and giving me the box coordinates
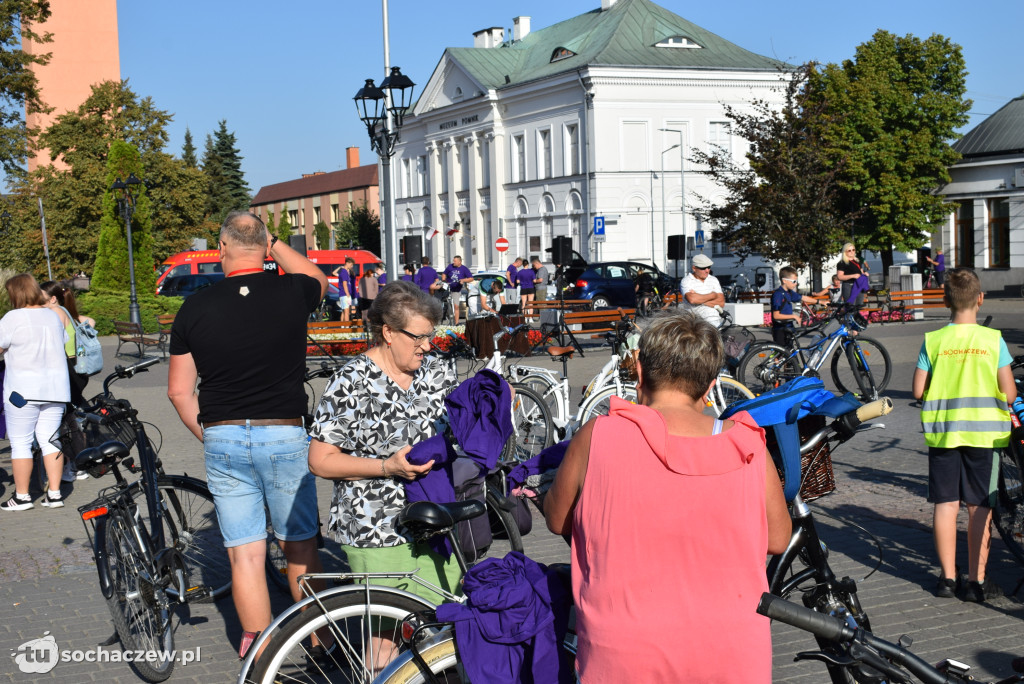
[250,164,379,205]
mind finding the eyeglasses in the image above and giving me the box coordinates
[396,328,434,344]
[782,278,798,283]
[694,266,711,271]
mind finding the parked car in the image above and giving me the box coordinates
[568,261,676,309]
[156,273,225,298]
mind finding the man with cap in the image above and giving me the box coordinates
[681,253,725,327]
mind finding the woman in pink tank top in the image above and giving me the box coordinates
[545,311,791,683]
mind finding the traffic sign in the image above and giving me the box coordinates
[694,229,705,251]
[495,236,509,253]
[593,216,606,243]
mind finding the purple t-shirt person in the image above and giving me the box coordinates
[443,262,473,293]
[415,266,438,294]
[506,262,520,290]
[517,267,536,292]
[336,267,352,297]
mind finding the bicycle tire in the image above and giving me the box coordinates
[103,509,176,681]
[706,376,755,417]
[250,589,436,684]
[830,337,891,401]
[993,447,1024,566]
[578,383,637,423]
[485,485,524,554]
[508,384,554,462]
[516,373,566,426]
[376,633,463,684]
[737,343,801,395]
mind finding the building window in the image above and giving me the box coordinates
[440,149,449,193]
[453,87,463,102]
[289,210,299,229]
[459,142,470,191]
[656,35,701,49]
[512,134,526,183]
[314,206,321,224]
[331,204,339,223]
[479,143,490,188]
[565,123,580,175]
[529,236,541,252]
[955,202,974,268]
[538,129,552,180]
[988,197,1009,268]
[550,47,575,62]
[708,121,731,155]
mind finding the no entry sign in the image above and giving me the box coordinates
[495,237,509,253]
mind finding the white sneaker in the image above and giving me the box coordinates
[1,495,34,511]
[40,493,65,508]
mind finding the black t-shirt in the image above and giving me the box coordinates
[836,260,863,278]
[170,271,321,423]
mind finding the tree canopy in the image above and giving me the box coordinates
[336,202,380,254]
[0,0,52,178]
[201,120,250,224]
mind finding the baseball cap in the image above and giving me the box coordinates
[691,254,714,269]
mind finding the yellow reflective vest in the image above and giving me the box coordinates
[921,324,1010,449]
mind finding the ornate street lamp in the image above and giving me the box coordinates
[111,173,145,325]
[354,66,415,282]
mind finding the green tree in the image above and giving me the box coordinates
[92,141,155,294]
[0,0,52,179]
[691,66,855,269]
[314,220,330,250]
[806,30,970,269]
[201,120,250,224]
[275,206,292,242]
[336,203,380,254]
[181,127,197,168]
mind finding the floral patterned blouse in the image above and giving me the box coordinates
[309,353,457,547]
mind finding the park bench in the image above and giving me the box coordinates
[563,307,636,338]
[520,299,592,323]
[156,313,175,358]
[114,320,163,359]
[662,292,683,307]
[885,288,945,320]
[307,319,369,358]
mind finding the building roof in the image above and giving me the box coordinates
[250,165,379,205]
[954,96,1024,159]
[447,0,786,91]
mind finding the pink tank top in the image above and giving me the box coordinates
[572,398,771,683]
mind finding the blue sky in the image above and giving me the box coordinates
[114,0,1023,194]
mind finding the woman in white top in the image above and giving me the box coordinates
[0,274,71,510]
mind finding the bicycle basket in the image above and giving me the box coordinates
[764,414,836,501]
[722,327,755,368]
[54,406,137,464]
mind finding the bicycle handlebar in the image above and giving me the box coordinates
[798,397,893,457]
[101,357,160,396]
[758,593,853,642]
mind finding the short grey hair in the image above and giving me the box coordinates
[366,280,441,345]
[638,310,723,399]
[221,211,268,250]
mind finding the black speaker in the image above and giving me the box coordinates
[667,235,685,261]
[550,236,573,265]
[402,235,423,265]
[288,235,307,255]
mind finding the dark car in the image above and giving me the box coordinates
[157,273,225,298]
[568,261,676,309]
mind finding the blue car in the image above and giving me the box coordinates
[568,261,675,309]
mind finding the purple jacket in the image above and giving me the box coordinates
[435,552,573,684]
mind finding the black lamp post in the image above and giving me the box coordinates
[111,173,144,325]
[354,66,415,283]
[0,210,10,236]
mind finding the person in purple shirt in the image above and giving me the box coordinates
[333,264,353,322]
[376,263,387,286]
[414,257,439,296]
[401,263,415,282]
[442,255,474,325]
[925,249,946,286]
[517,259,536,306]
[506,257,522,291]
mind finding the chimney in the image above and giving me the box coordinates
[601,0,617,9]
[513,16,530,41]
[473,26,505,48]
[346,147,360,169]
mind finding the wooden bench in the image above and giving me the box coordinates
[563,308,636,338]
[307,320,369,357]
[520,299,593,322]
[114,320,163,359]
[886,289,946,319]
[156,314,175,358]
[662,292,683,307]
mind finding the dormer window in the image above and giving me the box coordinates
[453,87,463,102]
[656,35,701,49]
[550,47,576,62]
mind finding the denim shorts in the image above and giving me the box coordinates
[203,423,318,548]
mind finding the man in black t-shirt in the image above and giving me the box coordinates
[167,211,328,659]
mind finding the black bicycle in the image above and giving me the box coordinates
[67,360,230,681]
[992,355,1024,570]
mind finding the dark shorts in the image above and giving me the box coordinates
[771,325,793,346]
[927,446,998,507]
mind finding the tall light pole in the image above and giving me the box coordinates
[660,128,685,274]
[661,143,679,267]
[354,66,415,283]
[111,173,144,326]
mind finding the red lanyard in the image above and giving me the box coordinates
[227,268,263,277]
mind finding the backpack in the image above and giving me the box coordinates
[453,459,492,564]
[720,376,860,501]
[60,306,103,377]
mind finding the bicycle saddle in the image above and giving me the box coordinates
[75,440,129,476]
[397,500,485,538]
[546,346,575,359]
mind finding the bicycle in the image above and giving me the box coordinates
[759,593,1024,683]
[65,359,233,681]
[725,271,758,303]
[737,304,892,401]
[368,397,894,684]
[992,355,1024,569]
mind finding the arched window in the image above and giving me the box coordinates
[550,47,576,62]
[453,87,463,102]
[541,194,555,215]
[404,209,415,229]
[515,196,529,217]
[655,35,701,49]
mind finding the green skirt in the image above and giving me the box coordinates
[341,541,462,605]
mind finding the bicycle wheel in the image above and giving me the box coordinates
[138,476,233,602]
[103,510,176,681]
[830,337,891,401]
[706,376,755,417]
[578,383,638,423]
[376,633,464,684]
[485,484,524,554]
[509,384,554,462]
[250,589,436,684]
[516,373,565,426]
[737,343,801,395]
[993,447,1024,565]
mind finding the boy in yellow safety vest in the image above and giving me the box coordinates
[912,267,1016,602]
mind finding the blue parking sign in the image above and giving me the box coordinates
[593,216,606,242]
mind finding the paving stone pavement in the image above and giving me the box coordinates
[0,299,1022,682]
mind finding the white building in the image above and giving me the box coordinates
[392,0,786,277]
[937,96,1024,292]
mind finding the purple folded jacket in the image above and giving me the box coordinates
[507,440,569,490]
[847,273,870,304]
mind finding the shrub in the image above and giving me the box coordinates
[77,288,182,335]
[0,268,17,318]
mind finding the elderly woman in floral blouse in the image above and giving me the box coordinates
[307,280,458,666]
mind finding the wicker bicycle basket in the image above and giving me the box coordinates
[54,408,137,463]
[765,414,837,501]
[721,326,756,370]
